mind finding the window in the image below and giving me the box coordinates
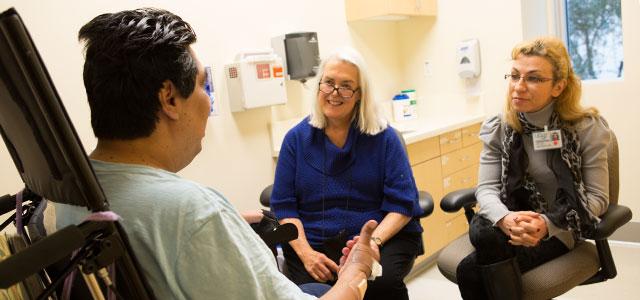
[560,0,623,80]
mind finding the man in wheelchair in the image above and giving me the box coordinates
[52,7,379,299]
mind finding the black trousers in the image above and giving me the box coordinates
[456,215,570,300]
[283,231,423,300]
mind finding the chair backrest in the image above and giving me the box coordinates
[393,128,408,153]
[0,8,106,211]
[0,8,154,298]
[607,131,619,205]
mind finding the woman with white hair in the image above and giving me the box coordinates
[270,47,424,300]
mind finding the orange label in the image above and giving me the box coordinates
[273,65,284,78]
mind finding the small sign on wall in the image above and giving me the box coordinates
[205,66,219,116]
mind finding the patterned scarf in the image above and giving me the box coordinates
[500,111,596,239]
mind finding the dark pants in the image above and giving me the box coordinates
[457,215,570,300]
[299,283,332,297]
[284,231,423,300]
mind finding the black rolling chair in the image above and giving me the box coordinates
[436,131,632,299]
[0,8,154,299]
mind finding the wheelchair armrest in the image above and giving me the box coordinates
[440,188,477,213]
[259,223,298,247]
[260,184,273,207]
[0,225,85,288]
[418,190,434,218]
[588,204,632,240]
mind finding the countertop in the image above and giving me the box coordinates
[269,113,486,157]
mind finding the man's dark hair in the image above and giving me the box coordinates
[79,8,197,139]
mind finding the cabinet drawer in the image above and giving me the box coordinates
[445,212,469,239]
[407,136,440,166]
[442,164,479,195]
[441,149,466,177]
[439,130,462,154]
[459,142,483,168]
[462,123,482,147]
[441,142,482,176]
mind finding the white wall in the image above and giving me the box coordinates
[0,0,402,212]
[396,0,523,118]
[2,0,636,222]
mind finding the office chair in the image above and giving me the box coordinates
[0,8,154,299]
[436,131,632,299]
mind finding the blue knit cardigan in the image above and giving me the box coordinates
[271,118,423,248]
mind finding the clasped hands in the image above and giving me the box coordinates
[498,211,548,247]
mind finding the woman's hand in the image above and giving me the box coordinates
[498,211,548,247]
[301,249,340,282]
[508,213,548,247]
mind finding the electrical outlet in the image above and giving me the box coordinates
[423,60,432,77]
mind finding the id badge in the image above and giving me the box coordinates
[532,128,562,150]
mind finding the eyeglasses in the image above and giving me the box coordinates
[318,82,360,99]
[504,74,554,85]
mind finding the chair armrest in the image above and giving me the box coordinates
[417,190,434,218]
[440,188,477,213]
[260,184,273,207]
[588,204,632,240]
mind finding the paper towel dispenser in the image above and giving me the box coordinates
[272,32,320,81]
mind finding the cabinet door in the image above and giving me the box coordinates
[412,157,443,260]
[345,0,437,22]
[391,0,438,16]
[412,157,443,208]
[407,136,440,166]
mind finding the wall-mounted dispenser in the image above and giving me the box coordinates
[457,39,481,79]
[224,49,287,112]
[271,32,320,82]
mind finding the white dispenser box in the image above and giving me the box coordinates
[225,50,287,112]
[392,90,417,122]
[457,39,481,79]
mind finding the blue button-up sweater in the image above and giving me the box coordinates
[271,118,423,248]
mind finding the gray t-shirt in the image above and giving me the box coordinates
[475,101,610,249]
[55,160,315,300]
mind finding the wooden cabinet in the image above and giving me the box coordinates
[406,136,439,166]
[345,0,437,22]
[407,122,482,266]
[462,122,482,147]
[439,130,462,154]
